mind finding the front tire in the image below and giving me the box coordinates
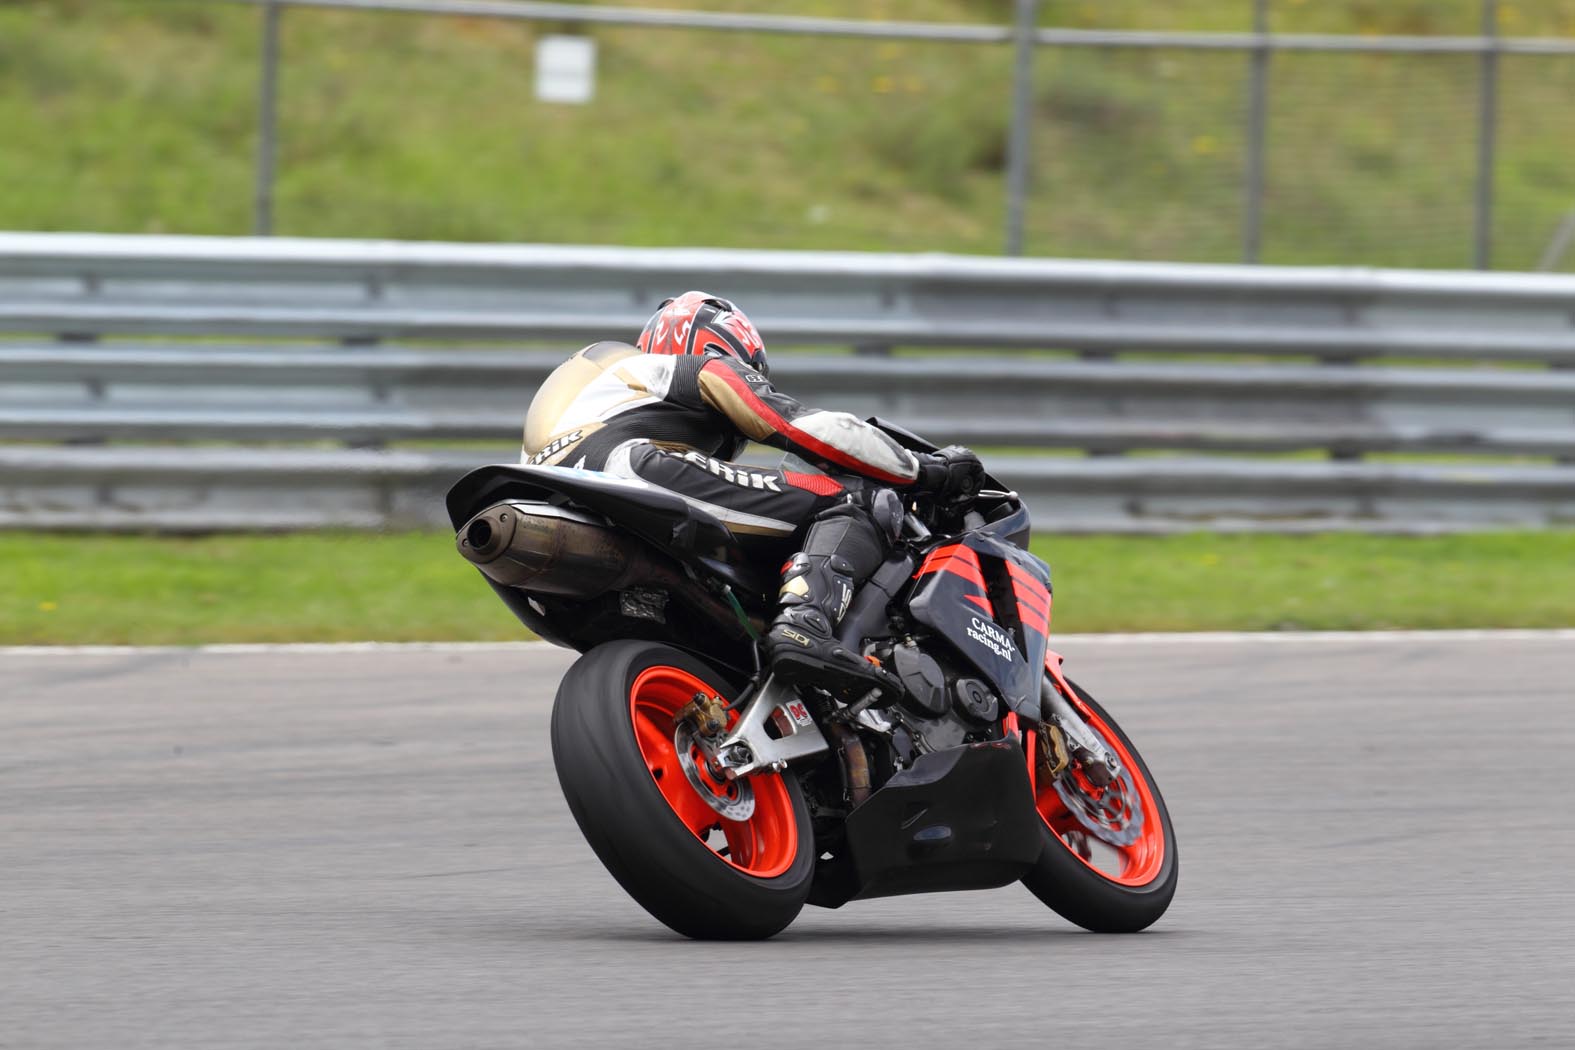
[1022,678,1178,932]
[550,640,814,940]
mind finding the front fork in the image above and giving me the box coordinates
[1041,651,1122,785]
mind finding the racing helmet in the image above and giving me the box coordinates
[636,291,769,378]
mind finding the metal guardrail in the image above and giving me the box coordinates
[7,347,1575,458]
[8,233,1575,359]
[3,233,1574,532]
[6,445,1571,534]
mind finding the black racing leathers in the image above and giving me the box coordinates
[524,341,930,694]
[522,342,920,548]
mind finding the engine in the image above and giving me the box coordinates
[870,640,1003,765]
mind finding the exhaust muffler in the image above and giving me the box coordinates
[457,499,761,639]
[456,500,659,596]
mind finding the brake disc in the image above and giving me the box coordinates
[1053,765,1144,848]
[673,723,755,821]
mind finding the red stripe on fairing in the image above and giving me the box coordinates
[916,544,988,588]
[1018,576,1052,630]
[917,544,963,575]
[920,546,996,616]
[1001,566,1052,598]
[701,360,914,486]
[1006,560,1047,582]
[1013,581,1050,617]
[1006,561,1050,599]
[1018,600,1051,635]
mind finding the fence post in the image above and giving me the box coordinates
[1003,0,1038,256]
[1474,0,1499,270]
[1242,0,1269,263]
[254,1,282,236]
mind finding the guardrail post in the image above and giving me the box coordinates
[1474,0,1499,270]
[1003,0,1038,256]
[1242,0,1269,263]
[254,1,282,236]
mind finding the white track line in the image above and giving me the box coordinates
[1051,629,1575,645]
[0,641,562,657]
[1,630,1571,657]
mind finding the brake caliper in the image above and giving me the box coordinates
[675,691,729,739]
[1039,723,1072,781]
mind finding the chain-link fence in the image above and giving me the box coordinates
[4,0,1575,270]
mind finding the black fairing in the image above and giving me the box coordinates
[808,741,1044,907]
[902,532,1052,718]
[978,501,1033,550]
[482,576,577,650]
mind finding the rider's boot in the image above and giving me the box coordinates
[765,552,890,699]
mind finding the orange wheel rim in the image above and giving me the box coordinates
[1032,704,1166,887]
[629,665,799,878]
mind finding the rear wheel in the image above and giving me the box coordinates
[1021,678,1178,932]
[551,640,814,940]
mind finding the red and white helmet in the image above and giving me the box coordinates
[636,291,769,377]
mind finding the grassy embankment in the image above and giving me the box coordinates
[4,0,1575,267]
[3,531,1571,645]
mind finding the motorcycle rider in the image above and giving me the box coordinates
[521,290,984,698]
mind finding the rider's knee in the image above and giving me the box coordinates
[804,488,901,579]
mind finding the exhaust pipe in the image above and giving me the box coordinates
[457,499,763,639]
[456,501,655,596]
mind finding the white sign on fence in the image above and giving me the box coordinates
[535,35,597,105]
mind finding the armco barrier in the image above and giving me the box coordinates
[7,233,1575,360]
[5,446,1571,534]
[5,347,1575,458]
[3,233,1574,531]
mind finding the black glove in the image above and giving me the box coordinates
[914,445,985,506]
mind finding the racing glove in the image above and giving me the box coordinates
[913,445,985,506]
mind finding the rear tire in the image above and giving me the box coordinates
[551,640,814,940]
[1022,678,1178,932]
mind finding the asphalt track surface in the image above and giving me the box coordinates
[6,635,1574,1049]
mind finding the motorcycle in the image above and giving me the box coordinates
[447,420,1177,940]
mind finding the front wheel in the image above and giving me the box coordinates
[1022,678,1178,932]
[550,640,815,940]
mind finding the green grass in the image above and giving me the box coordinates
[1035,531,1575,632]
[0,532,525,645]
[4,0,1575,268]
[4,530,1571,645]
